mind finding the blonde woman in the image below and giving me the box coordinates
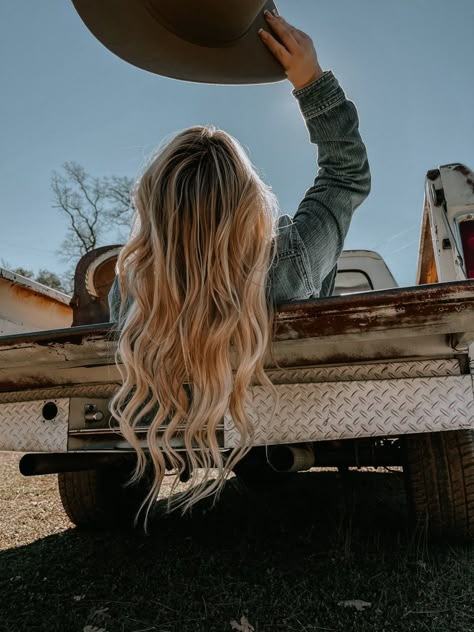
[108,12,371,530]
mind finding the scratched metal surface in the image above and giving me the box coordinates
[1,281,474,393]
[0,398,69,452]
[0,383,120,404]
[0,358,462,404]
[224,375,474,448]
[2,370,472,452]
[262,359,462,384]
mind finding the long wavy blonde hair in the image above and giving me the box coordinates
[109,125,279,532]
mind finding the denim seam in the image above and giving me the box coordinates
[294,255,314,297]
[276,250,298,259]
[289,222,299,251]
[302,95,346,120]
[291,226,316,296]
[292,71,334,97]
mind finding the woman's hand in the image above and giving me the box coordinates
[259,11,323,90]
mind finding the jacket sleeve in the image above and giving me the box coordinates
[291,70,371,293]
[108,274,121,323]
[108,271,134,324]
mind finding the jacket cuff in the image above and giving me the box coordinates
[292,70,346,119]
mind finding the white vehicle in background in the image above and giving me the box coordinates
[1,163,473,541]
[334,250,397,295]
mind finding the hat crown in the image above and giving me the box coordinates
[147,0,267,47]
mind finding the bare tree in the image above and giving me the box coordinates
[51,162,134,288]
[1,164,133,296]
[103,174,136,228]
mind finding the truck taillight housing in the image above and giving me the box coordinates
[459,219,474,278]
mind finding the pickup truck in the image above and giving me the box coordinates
[1,163,473,540]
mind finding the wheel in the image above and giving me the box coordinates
[403,430,474,541]
[58,461,153,529]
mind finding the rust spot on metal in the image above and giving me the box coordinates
[273,280,474,341]
[454,164,470,177]
[426,168,440,182]
[2,282,474,349]
[2,281,474,395]
[9,283,70,313]
[0,375,60,393]
[0,322,113,348]
[453,163,474,195]
[71,245,122,327]
[0,274,72,334]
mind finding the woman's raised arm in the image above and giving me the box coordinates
[260,12,371,296]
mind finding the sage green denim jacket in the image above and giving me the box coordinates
[108,70,370,321]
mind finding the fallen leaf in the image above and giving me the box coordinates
[83,627,106,632]
[230,615,255,631]
[337,599,372,611]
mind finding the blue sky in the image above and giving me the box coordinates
[1,0,473,288]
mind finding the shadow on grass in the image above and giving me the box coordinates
[1,470,473,632]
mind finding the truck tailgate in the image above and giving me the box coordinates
[1,280,474,451]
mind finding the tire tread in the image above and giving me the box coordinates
[404,430,474,540]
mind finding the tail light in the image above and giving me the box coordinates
[459,219,474,278]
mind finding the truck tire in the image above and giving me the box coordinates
[58,462,152,529]
[403,430,474,541]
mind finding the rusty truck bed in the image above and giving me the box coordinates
[2,280,474,452]
[1,280,474,394]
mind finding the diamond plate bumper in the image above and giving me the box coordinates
[0,399,69,452]
[224,375,474,448]
[1,364,474,453]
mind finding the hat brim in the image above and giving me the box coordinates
[71,0,286,85]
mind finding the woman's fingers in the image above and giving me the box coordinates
[260,10,322,89]
[264,10,299,53]
[273,14,305,45]
[259,28,291,68]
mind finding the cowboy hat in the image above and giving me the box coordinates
[71,0,286,84]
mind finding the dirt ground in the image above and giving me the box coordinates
[1,452,72,549]
[1,451,473,632]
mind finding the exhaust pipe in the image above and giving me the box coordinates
[267,443,315,473]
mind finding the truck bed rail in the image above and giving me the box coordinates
[1,280,474,394]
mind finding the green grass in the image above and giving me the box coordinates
[1,464,473,632]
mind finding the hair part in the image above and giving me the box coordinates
[109,125,280,532]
